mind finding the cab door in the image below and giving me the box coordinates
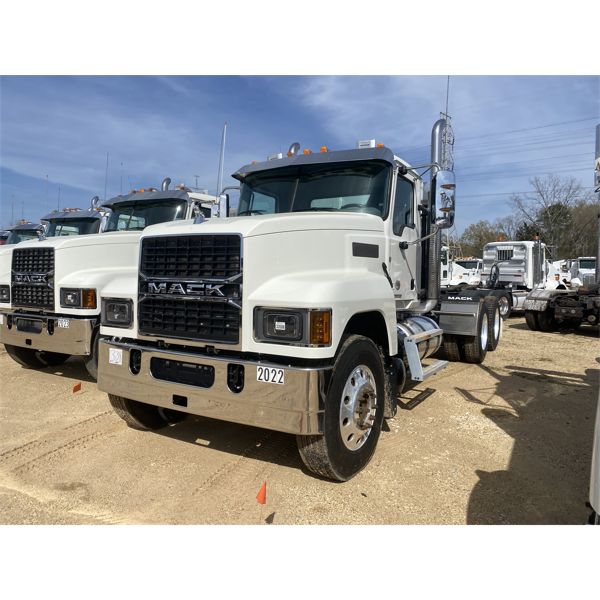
[387,169,419,308]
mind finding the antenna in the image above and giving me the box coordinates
[194,175,200,190]
[57,185,61,210]
[440,76,454,171]
[216,122,228,197]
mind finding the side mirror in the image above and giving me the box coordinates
[434,170,455,229]
[211,194,230,218]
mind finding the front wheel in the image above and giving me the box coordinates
[4,344,70,368]
[83,330,99,380]
[296,335,385,481]
[108,394,169,431]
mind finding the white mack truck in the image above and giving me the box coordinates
[440,247,482,287]
[97,119,503,481]
[0,179,217,378]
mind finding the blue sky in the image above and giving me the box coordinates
[1,75,598,231]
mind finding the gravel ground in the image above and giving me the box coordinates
[0,317,598,524]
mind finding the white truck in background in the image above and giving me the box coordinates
[97,118,504,481]
[0,179,217,378]
[440,247,482,287]
[4,221,46,245]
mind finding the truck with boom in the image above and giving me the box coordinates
[0,180,217,378]
[96,119,503,481]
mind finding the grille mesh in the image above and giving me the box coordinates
[141,235,241,279]
[139,235,242,344]
[139,298,240,343]
[11,247,55,310]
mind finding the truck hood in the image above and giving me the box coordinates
[12,230,143,251]
[141,212,384,239]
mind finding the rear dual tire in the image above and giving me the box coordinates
[443,298,497,364]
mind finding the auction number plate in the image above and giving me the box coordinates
[57,318,70,329]
[256,366,285,385]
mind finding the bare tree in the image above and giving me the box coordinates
[509,175,593,257]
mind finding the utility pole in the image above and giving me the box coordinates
[594,123,600,284]
[104,152,109,201]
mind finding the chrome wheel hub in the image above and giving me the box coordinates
[480,315,489,350]
[339,365,377,451]
[498,296,509,316]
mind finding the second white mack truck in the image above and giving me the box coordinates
[0,179,216,378]
[97,119,503,481]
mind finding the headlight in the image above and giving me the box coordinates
[101,298,133,328]
[60,288,97,309]
[254,308,331,346]
[0,285,9,303]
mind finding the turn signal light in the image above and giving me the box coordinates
[303,148,312,155]
[82,289,97,309]
[310,310,332,346]
[320,146,328,153]
[376,143,385,148]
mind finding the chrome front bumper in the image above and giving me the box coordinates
[0,312,96,356]
[97,340,326,435]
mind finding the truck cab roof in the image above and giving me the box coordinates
[234,146,404,180]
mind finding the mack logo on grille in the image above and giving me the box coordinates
[146,281,229,297]
[13,273,49,285]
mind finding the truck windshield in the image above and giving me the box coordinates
[237,160,391,218]
[6,230,40,244]
[456,260,479,270]
[46,219,101,237]
[104,200,187,232]
[579,259,596,269]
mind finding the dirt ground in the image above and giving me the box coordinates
[0,317,598,525]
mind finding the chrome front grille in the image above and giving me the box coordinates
[11,247,55,310]
[138,234,242,344]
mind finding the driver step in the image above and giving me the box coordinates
[401,327,447,382]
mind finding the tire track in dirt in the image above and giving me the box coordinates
[0,411,121,474]
[191,430,296,497]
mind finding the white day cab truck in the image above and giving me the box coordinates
[440,247,482,287]
[97,119,504,481]
[0,180,217,378]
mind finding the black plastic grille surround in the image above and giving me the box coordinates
[11,247,55,310]
[139,235,242,344]
[150,357,215,388]
[141,234,241,279]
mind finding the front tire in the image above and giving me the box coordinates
[84,330,99,380]
[108,394,169,431]
[296,335,385,481]
[4,344,70,368]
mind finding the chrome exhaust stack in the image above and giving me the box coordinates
[161,177,171,191]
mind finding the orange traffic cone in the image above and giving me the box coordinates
[72,382,82,393]
[256,482,267,505]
